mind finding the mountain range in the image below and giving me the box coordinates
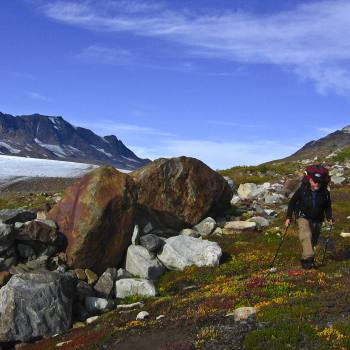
[0,112,150,170]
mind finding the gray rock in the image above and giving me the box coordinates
[136,311,149,320]
[14,222,24,229]
[17,243,36,259]
[117,301,144,310]
[76,281,96,299]
[247,216,270,228]
[16,220,60,244]
[117,268,133,280]
[139,234,165,253]
[223,221,256,234]
[264,193,284,204]
[0,271,76,342]
[264,209,277,217]
[0,223,14,248]
[94,267,117,298]
[131,225,140,245]
[157,236,222,271]
[86,316,99,324]
[237,183,269,200]
[232,306,257,322]
[180,228,200,238]
[115,278,158,298]
[125,245,166,280]
[213,227,223,235]
[223,176,235,189]
[331,175,346,185]
[194,217,217,237]
[143,222,154,235]
[84,297,114,314]
[0,209,36,225]
[230,195,241,205]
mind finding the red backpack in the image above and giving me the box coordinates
[302,164,330,186]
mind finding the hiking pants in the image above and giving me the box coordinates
[297,218,322,259]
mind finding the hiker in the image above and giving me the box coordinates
[285,165,334,269]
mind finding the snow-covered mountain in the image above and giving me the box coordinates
[0,112,150,170]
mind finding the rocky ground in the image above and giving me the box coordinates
[1,156,350,349]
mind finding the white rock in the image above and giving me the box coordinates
[84,297,114,314]
[213,227,223,235]
[233,307,257,322]
[131,225,140,245]
[194,217,217,237]
[340,232,350,238]
[238,183,265,200]
[331,175,346,185]
[86,316,99,324]
[117,302,144,310]
[157,236,222,271]
[136,311,149,320]
[156,315,165,320]
[247,216,270,228]
[180,228,200,238]
[223,221,256,234]
[115,278,158,299]
[264,193,284,204]
[264,209,277,217]
[125,245,166,280]
[230,195,241,205]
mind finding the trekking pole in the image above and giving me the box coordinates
[320,225,333,266]
[269,225,289,272]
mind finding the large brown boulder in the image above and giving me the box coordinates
[48,166,136,273]
[132,157,232,229]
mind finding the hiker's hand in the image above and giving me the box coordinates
[285,219,291,227]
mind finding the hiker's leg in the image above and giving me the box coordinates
[310,221,322,248]
[297,218,314,260]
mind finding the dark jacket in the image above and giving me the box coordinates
[286,183,332,222]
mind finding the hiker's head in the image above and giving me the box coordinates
[309,173,322,190]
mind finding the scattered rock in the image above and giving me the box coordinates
[74,268,87,281]
[156,315,165,320]
[264,209,277,217]
[76,281,96,299]
[0,209,36,225]
[136,311,149,320]
[237,183,269,200]
[48,166,137,274]
[247,216,270,228]
[0,271,11,287]
[94,268,117,298]
[0,271,76,342]
[86,316,99,324]
[194,217,217,237]
[223,221,257,234]
[331,175,346,185]
[157,236,222,271]
[132,156,233,229]
[117,268,133,280]
[84,297,114,314]
[264,193,284,204]
[117,301,144,310]
[232,307,257,322]
[125,245,166,280]
[115,278,158,298]
[131,225,140,245]
[16,220,60,245]
[36,211,48,221]
[230,195,241,205]
[85,269,98,285]
[340,232,350,238]
[73,322,86,329]
[180,228,200,238]
[139,234,165,253]
[213,227,223,235]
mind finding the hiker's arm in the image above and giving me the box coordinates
[286,188,300,220]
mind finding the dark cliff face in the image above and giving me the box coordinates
[0,112,150,170]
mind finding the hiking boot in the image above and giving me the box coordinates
[301,257,315,269]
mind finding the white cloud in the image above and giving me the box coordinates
[43,0,350,95]
[76,45,134,65]
[75,120,174,137]
[26,91,51,102]
[130,138,297,169]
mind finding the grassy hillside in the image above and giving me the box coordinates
[20,184,350,350]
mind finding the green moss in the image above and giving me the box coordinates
[332,147,350,163]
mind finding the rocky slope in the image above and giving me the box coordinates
[275,125,350,162]
[0,112,150,170]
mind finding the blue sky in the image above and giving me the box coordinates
[1,0,350,169]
